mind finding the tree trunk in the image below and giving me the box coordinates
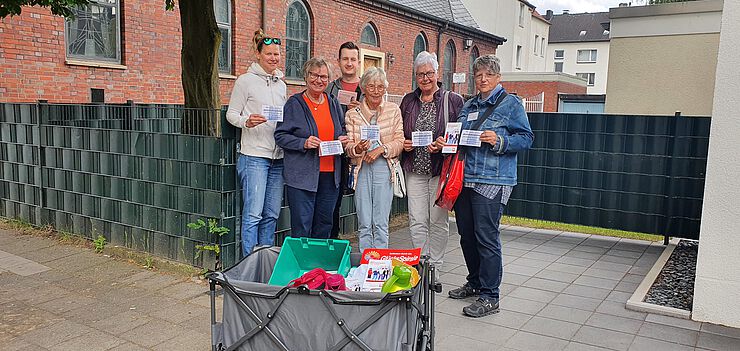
[179,0,221,135]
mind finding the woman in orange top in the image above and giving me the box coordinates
[275,58,349,238]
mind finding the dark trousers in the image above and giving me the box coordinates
[287,172,339,239]
[331,156,350,239]
[454,187,505,299]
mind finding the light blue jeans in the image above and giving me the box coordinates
[355,159,393,252]
[237,155,284,257]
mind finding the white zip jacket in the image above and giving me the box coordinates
[226,62,287,159]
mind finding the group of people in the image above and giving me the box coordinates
[226,30,534,318]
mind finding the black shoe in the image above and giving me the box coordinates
[448,283,480,299]
[463,297,500,318]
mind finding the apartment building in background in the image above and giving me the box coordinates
[546,11,610,95]
[462,0,551,73]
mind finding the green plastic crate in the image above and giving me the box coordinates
[268,237,352,286]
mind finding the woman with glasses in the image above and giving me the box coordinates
[399,51,464,265]
[447,55,533,318]
[344,67,404,252]
[226,29,286,257]
[275,57,349,238]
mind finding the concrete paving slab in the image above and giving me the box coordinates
[521,316,582,340]
[504,330,570,351]
[572,325,636,351]
[637,321,699,347]
[585,312,644,334]
[537,304,594,324]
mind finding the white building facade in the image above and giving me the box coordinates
[461,0,550,72]
[546,12,610,95]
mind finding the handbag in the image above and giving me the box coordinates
[435,92,508,210]
[390,158,406,198]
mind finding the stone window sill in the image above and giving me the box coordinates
[66,59,127,70]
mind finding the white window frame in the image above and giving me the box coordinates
[554,50,564,59]
[534,35,539,54]
[214,0,232,74]
[64,0,122,64]
[576,72,595,86]
[577,49,598,63]
[554,62,563,73]
[541,38,546,56]
[518,4,526,27]
[515,45,522,70]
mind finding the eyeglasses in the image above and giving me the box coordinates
[262,37,281,45]
[365,84,386,92]
[474,72,500,81]
[415,71,436,80]
[308,72,330,82]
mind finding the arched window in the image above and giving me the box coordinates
[214,0,231,74]
[360,23,379,47]
[412,33,427,90]
[468,46,479,95]
[442,40,456,90]
[285,1,310,79]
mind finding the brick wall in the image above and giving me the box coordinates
[501,81,586,112]
[0,1,499,104]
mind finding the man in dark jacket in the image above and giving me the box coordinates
[325,42,364,239]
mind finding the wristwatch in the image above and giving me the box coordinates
[382,145,389,157]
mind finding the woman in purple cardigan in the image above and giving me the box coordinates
[399,51,464,265]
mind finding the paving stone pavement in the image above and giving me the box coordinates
[3,224,740,350]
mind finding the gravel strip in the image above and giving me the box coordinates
[643,240,698,311]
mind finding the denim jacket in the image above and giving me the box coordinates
[458,86,534,186]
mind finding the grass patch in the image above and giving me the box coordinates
[501,216,663,242]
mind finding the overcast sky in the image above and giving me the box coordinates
[530,0,648,13]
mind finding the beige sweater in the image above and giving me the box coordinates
[345,100,405,188]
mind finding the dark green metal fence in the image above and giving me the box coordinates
[509,112,710,241]
[1,104,707,268]
[0,102,406,268]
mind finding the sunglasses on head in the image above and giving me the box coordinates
[262,37,281,45]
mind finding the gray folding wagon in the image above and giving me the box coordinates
[206,246,441,351]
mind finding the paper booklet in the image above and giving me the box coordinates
[442,122,462,153]
[362,259,393,292]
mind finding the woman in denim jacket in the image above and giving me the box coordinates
[447,55,534,318]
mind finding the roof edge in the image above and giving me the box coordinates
[610,0,724,19]
[364,0,506,44]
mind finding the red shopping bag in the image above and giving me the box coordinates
[435,151,465,211]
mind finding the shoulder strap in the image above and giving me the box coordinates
[443,91,450,128]
[471,92,508,131]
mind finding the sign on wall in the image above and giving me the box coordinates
[452,73,466,84]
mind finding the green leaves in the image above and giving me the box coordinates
[0,0,90,19]
[188,217,229,270]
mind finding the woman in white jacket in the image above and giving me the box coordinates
[226,30,287,257]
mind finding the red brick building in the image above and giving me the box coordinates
[0,0,504,104]
[501,72,588,112]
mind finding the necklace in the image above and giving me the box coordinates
[305,92,324,111]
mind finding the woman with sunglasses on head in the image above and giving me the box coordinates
[275,58,349,238]
[399,51,464,266]
[226,29,286,258]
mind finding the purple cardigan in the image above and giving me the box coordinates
[399,87,464,176]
